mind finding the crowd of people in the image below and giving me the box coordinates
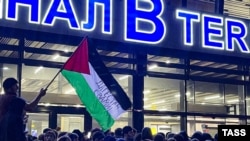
[24,125,218,141]
[0,78,218,141]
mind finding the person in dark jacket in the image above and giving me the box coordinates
[0,77,47,141]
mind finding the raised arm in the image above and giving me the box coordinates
[25,88,47,112]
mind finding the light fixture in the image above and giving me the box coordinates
[45,103,50,106]
[143,90,151,95]
[34,66,43,74]
[118,75,129,80]
[227,99,239,103]
[204,95,220,100]
[148,64,158,70]
[152,100,165,104]
[175,94,180,97]
[3,67,9,70]
[65,88,75,94]
[143,105,151,108]
[53,54,60,60]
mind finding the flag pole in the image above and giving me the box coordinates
[44,36,88,90]
[44,67,64,90]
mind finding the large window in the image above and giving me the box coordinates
[225,84,242,115]
[21,65,83,106]
[27,113,49,137]
[187,116,239,138]
[192,81,226,114]
[58,114,84,132]
[144,115,180,135]
[247,85,250,116]
[144,77,181,111]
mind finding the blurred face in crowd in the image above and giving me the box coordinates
[44,132,56,141]
[127,130,135,139]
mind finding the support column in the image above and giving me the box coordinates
[215,0,224,14]
[18,37,24,97]
[180,80,187,131]
[128,77,133,126]
[49,111,57,129]
[0,64,3,94]
[84,111,92,132]
[180,59,188,131]
[186,80,195,134]
[132,50,146,132]
[219,84,225,104]
[238,65,247,124]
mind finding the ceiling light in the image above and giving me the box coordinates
[144,105,151,108]
[45,103,50,106]
[227,99,239,103]
[53,54,60,60]
[204,95,220,100]
[34,66,43,74]
[152,100,165,104]
[148,64,158,70]
[160,116,171,119]
[75,104,82,108]
[143,90,151,95]
[3,67,9,70]
[118,75,129,80]
[65,89,75,94]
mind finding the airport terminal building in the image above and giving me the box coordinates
[0,0,250,136]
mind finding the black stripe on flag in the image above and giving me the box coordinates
[88,38,132,111]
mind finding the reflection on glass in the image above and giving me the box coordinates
[188,116,239,138]
[58,114,84,132]
[144,77,181,111]
[144,115,180,135]
[27,113,48,137]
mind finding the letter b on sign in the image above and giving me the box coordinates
[218,125,250,140]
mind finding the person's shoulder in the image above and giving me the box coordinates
[12,96,26,105]
[18,96,26,101]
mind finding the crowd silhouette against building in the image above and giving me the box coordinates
[22,125,218,141]
[0,78,219,141]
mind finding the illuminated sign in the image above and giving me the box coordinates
[1,0,250,55]
[124,0,166,44]
[1,0,166,44]
[176,9,250,53]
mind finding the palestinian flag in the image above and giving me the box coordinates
[61,38,131,131]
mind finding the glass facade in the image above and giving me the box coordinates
[57,114,84,132]
[0,0,250,136]
[1,37,250,133]
[26,113,49,136]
